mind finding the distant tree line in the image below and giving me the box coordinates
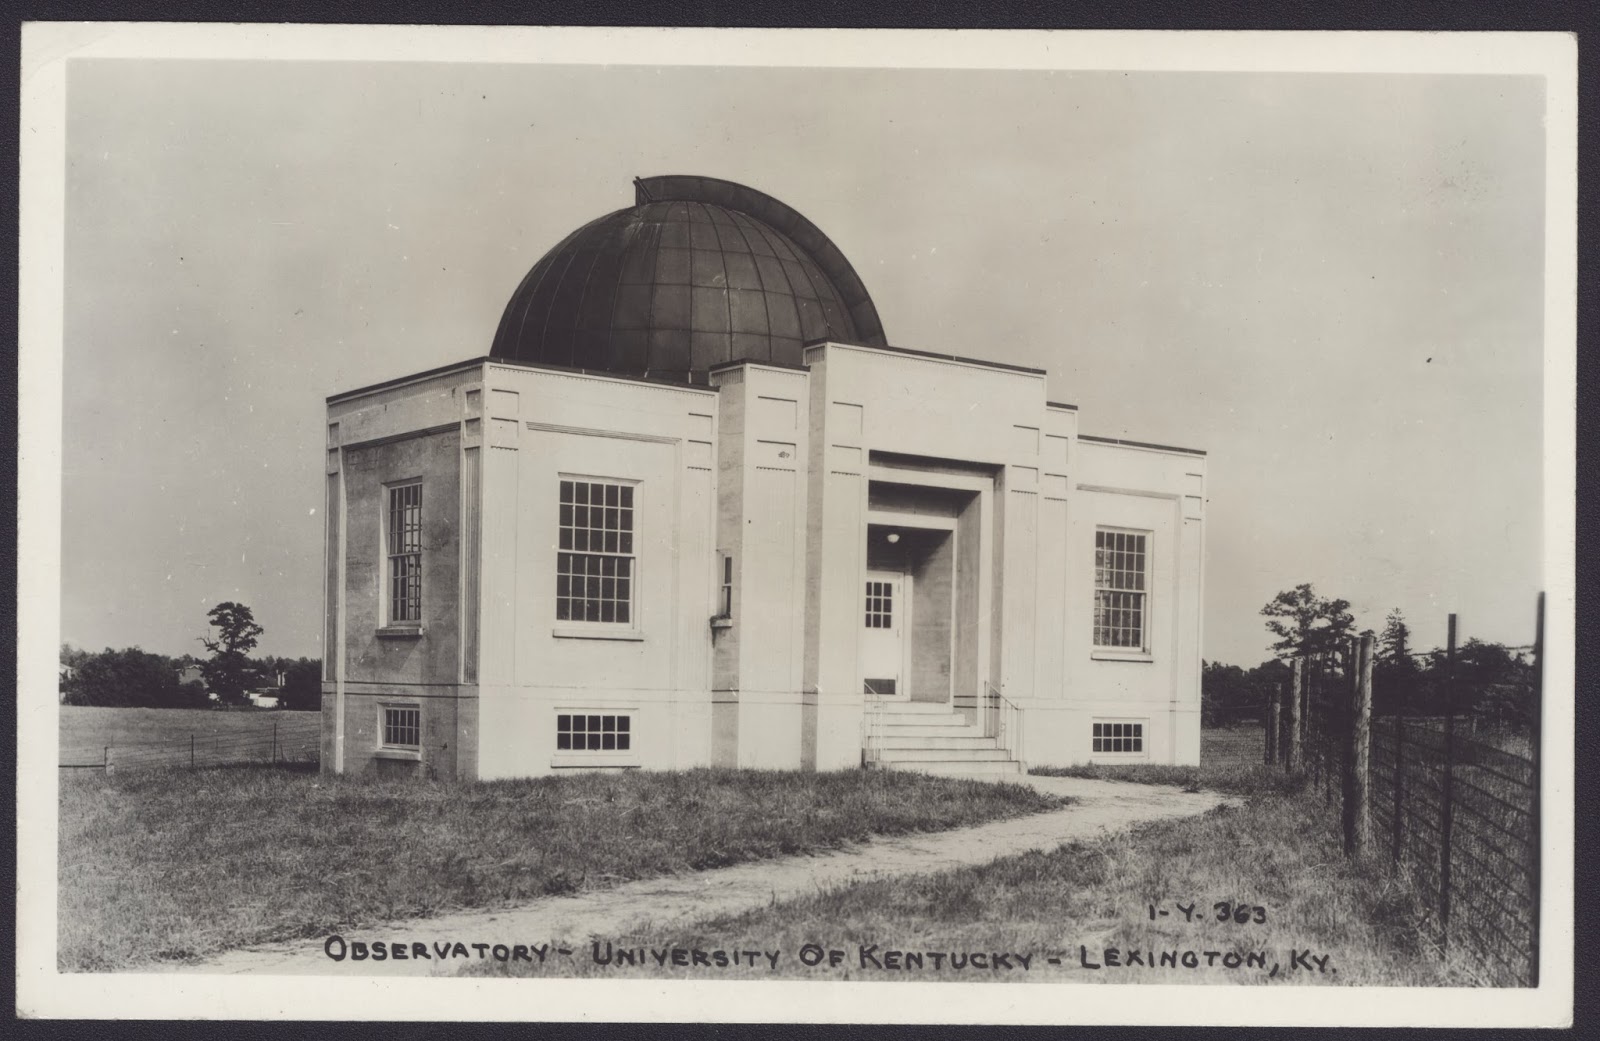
[1201,659,1290,726]
[1371,608,1537,726]
[1203,585,1539,730]
[61,602,320,711]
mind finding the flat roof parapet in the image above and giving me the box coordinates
[327,355,716,404]
[1077,433,1207,457]
[803,339,1047,377]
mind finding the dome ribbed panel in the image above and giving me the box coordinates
[490,183,883,382]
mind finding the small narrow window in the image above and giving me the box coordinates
[556,713,632,752]
[382,705,421,750]
[1092,720,1145,755]
[718,554,733,618]
[387,482,423,625]
[1093,528,1148,650]
[556,479,636,624]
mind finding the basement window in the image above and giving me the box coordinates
[380,704,421,755]
[1092,720,1145,756]
[557,712,632,752]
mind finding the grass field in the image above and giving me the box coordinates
[58,765,1063,971]
[60,706,321,770]
[473,737,1474,986]
[477,789,1466,985]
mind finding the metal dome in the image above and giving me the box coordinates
[490,175,887,383]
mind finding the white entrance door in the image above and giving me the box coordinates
[861,569,910,697]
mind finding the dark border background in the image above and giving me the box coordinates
[4,3,1592,1039]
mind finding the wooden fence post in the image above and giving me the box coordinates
[1392,698,1405,863]
[1339,643,1352,831]
[1308,657,1321,790]
[1529,592,1544,986]
[1286,659,1303,772]
[1318,655,1332,804]
[103,745,113,776]
[190,734,195,770]
[1266,689,1280,766]
[1439,613,1458,951]
[1344,631,1374,856]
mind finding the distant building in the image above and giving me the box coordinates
[320,176,1207,781]
[176,665,206,688]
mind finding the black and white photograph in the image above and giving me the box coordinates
[15,24,1575,1026]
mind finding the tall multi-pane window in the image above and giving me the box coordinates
[556,479,636,624]
[1093,528,1148,650]
[387,483,423,625]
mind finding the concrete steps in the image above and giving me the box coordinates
[884,759,1022,777]
[878,719,978,736]
[866,698,1022,777]
[879,746,1014,762]
[877,734,997,750]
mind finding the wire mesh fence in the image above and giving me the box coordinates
[1200,704,1269,766]
[1266,598,1544,988]
[1370,714,1538,984]
[60,712,322,773]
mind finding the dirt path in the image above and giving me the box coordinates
[174,775,1231,976]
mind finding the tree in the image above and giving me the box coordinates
[63,647,181,707]
[278,658,323,711]
[1260,583,1356,661]
[1419,638,1532,725]
[1202,657,1291,726]
[175,679,210,708]
[60,643,90,695]
[1378,608,1413,663]
[1373,608,1422,715]
[1201,660,1248,725]
[200,602,264,707]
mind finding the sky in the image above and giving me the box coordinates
[57,58,1549,666]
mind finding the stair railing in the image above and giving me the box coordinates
[861,681,888,768]
[982,680,1024,767]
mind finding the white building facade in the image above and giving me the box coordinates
[320,176,1206,780]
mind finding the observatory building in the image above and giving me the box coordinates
[320,175,1207,780]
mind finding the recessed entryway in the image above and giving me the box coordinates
[863,516,958,704]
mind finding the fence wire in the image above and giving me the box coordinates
[1269,606,1543,989]
[1368,715,1538,985]
[61,713,321,773]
